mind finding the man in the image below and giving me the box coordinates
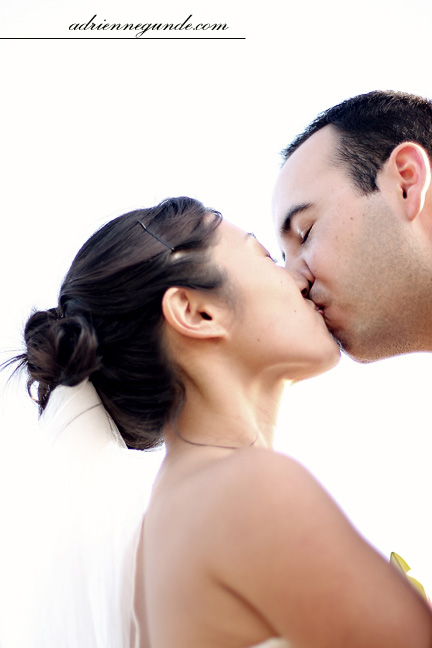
[272,90,432,362]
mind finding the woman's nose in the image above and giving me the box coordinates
[283,253,314,294]
[287,270,312,297]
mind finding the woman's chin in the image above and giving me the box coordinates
[290,345,341,384]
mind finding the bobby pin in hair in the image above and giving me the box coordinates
[136,220,175,251]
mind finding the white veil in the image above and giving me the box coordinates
[0,380,158,648]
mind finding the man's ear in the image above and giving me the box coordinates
[384,142,431,220]
[162,287,227,339]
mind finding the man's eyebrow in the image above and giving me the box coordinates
[279,203,314,235]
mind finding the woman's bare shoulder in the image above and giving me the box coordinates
[206,447,326,514]
[206,446,353,560]
[197,446,345,559]
[205,449,432,648]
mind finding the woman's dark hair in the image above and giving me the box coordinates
[8,197,224,449]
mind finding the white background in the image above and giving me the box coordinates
[0,0,431,594]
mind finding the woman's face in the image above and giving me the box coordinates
[213,220,340,381]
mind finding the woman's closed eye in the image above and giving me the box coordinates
[248,233,281,265]
[266,253,286,266]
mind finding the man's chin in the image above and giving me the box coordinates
[342,348,376,364]
[329,329,373,363]
[337,334,398,364]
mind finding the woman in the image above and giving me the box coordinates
[7,197,432,648]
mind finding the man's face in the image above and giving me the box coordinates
[272,126,419,362]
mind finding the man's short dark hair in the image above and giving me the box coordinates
[282,90,432,194]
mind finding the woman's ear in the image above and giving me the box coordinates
[162,287,227,339]
[385,142,431,221]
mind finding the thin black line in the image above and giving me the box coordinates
[0,37,246,40]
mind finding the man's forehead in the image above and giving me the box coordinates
[283,125,340,175]
[272,126,341,217]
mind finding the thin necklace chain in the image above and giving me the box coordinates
[173,424,259,450]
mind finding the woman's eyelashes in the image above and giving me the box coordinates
[266,253,283,265]
[251,236,282,265]
[256,240,279,264]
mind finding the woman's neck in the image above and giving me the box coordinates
[164,366,285,452]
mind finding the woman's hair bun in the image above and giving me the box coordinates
[24,308,102,406]
[5,197,224,448]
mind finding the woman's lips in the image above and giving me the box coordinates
[311,300,325,316]
[305,299,325,317]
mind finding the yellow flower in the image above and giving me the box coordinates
[390,552,429,603]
